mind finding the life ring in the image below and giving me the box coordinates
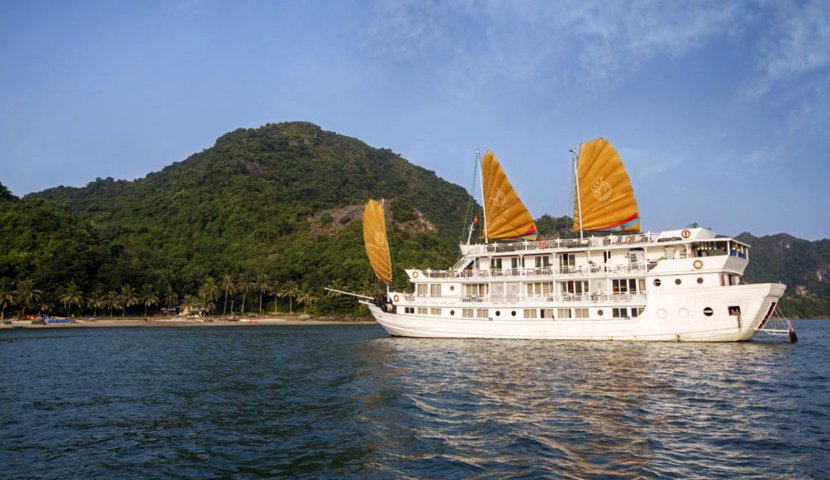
[693,260,703,270]
[393,294,399,302]
[412,271,419,278]
[538,241,546,249]
[681,229,691,239]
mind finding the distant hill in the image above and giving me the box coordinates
[24,122,474,315]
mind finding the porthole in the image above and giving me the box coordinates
[450,310,455,316]
[653,279,662,287]
[597,309,604,316]
[697,277,704,284]
[511,310,516,317]
[495,311,501,317]
[675,279,682,285]
[703,307,713,317]
[450,285,455,291]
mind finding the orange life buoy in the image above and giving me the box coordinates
[393,294,399,302]
[539,241,546,249]
[693,260,703,270]
[681,229,691,239]
[412,271,419,278]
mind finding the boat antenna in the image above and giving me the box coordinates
[571,146,584,242]
[478,148,489,243]
[461,151,480,245]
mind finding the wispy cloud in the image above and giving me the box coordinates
[747,0,830,98]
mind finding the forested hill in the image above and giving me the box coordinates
[21,122,474,315]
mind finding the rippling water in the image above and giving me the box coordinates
[1,321,828,479]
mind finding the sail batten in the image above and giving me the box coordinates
[363,199,393,284]
[481,151,538,241]
[574,139,640,233]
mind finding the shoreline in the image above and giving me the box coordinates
[0,316,376,329]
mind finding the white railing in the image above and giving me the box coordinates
[417,262,657,280]
[462,233,655,255]
[401,293,647,305]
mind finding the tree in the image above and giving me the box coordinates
[221,274,237,316]
[271,279,280,314]
[15,278,42,320]
[280,280,300,315]
[163,286,179,311]
[256,274,270,315]
[199,277,219,315]
[298,287,317,314]
[58,281,84,317]
[119,284,138,316]
[105,291,118,317]
[0,278,16,323]
[139,284,159,318]
[237,274,254,314]
[86,285,105,318]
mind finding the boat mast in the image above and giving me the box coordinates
[382,197,391,294]
[478,149,488,243]
[571,146,584,242]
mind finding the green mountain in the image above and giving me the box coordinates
[24,122,474,315]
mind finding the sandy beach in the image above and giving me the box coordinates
[0,316,375,329]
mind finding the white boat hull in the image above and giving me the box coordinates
[369,283,784,342]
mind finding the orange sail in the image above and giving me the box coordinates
[363,199,393,284]
[482,151,538,240]
[573,138,640,232]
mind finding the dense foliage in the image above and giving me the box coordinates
[18,122,472,317]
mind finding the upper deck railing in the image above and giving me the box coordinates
[415,262,658,280]
[401,292,648,305]
[463,232,657,255]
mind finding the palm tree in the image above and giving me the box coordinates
[119,284,138,316]
[58,282,84,317]
[163,286,179,314]
[221,274,237,316]
[139,284,159,318]
[297,288,317,314]
[255,274,270,315]
[0,278,16,323]
[86,285,105,318]
[237,274,254,314]
[15,278,42,320]
[271,280,280,314]
[199,277,220,315]
[105,290,118,317]
[279,280,300,315]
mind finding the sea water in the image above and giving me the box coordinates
[1,321,828,479]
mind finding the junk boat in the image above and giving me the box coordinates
[353,138,792,342]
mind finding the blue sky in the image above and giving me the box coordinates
[1,0,828,240]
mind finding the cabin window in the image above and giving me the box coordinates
[603,251,611,264]
[574,308,589,319]
[464,284,488,296]
[416,284,428,296]
[557,308,572,319]
[524,309,538,319]
[405,307,415,314]
[450,310,455,316]
[562,280,588,295]
[559,253,576,267]
[653,279,662,287]
[612,279,639,294]
[612,308,629,318]
[697,277,704,284]
[430,308,442,315]
[541,308,555,319]
[462,308,474,318]
[511,310,517,317]
[495,310,501,316]
[703,307,713,316]
[632,308,643,318]
[491,258,502,270]
[430,284,442,297]
[506,283,521,297]
[526,282,553,296]
[417,307,428,315]
[675,278,682,285]
[476,309,488,318]
[728,306,741,316]
[510,257,520,269]
[535,256,551,268]
[597,309,604,316]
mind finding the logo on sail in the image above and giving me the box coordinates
[490,190,507,208]
[591,177,612,202]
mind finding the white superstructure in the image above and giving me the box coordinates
[368,227,785,341]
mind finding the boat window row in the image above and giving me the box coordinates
[404,306,645,320]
